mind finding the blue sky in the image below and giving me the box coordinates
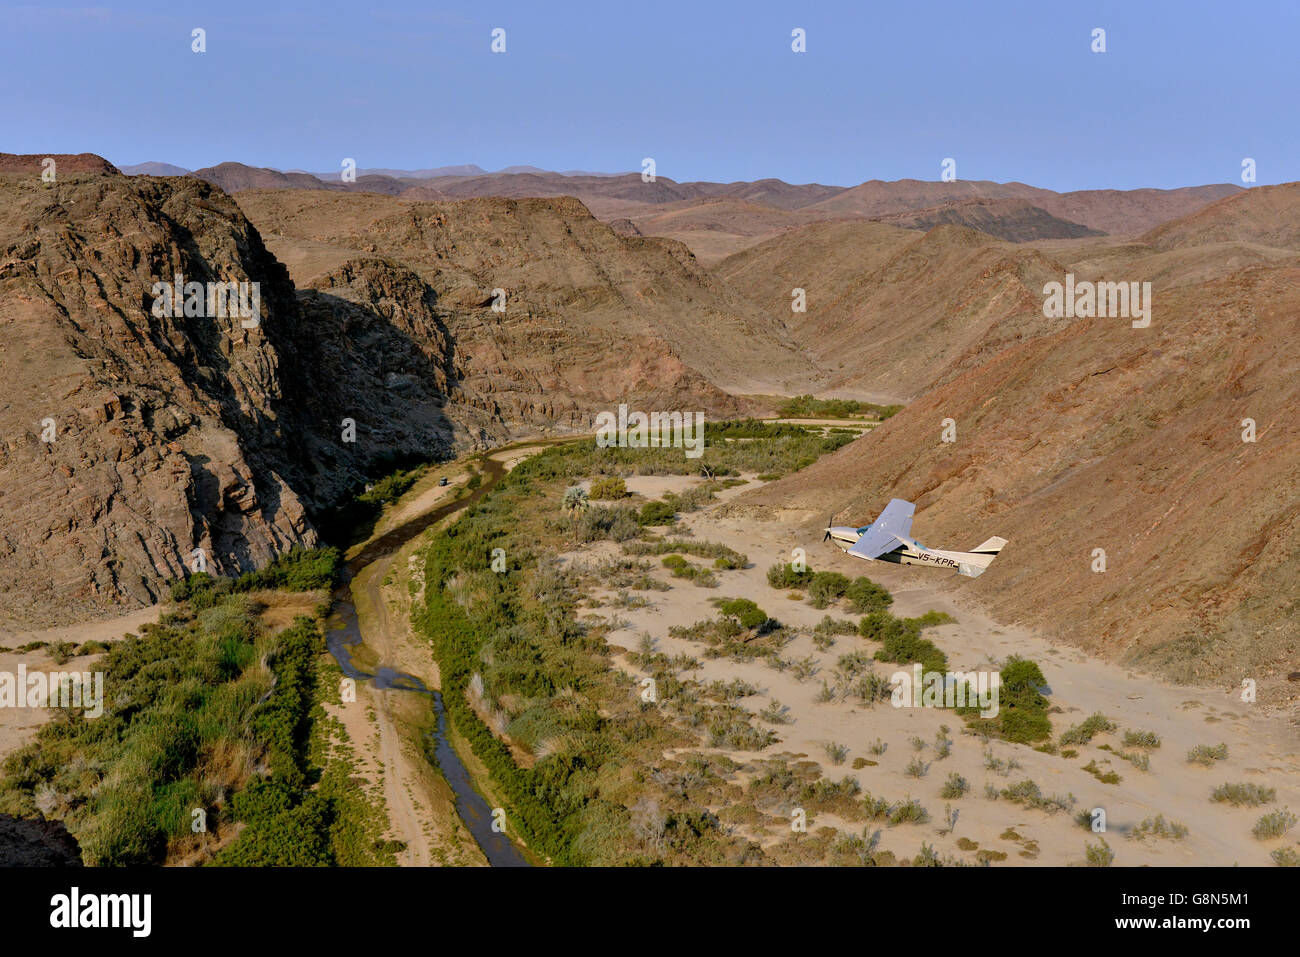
[3,0,1296,190]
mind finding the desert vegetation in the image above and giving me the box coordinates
[0,549,392,866]
[958,657,1052,745]
[1187,743,1230,767]
[1211,783,1276,807]
[410,431,866,864]
[775,395,902,420]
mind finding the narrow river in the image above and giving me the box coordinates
[323,450,531,867]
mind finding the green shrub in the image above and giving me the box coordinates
[575,505,640,542]
[1252,809,1296,840]
[814,615,858,637]
[49,641,76,665]
[623,540,746,568]
[1085,838,1115,867]
[660,555,718,587]
[637,500,677,526]
[1119,750,1150,772]
[999,779,1074,813]
[997,708,1053,744]
[1059,712,1117,747]
[913,610,955,627]
[868,614,947,673]
[940,773,969,798]
[888,799,929,825]
[1122,729,1161,750]
[958,656,1051,744]
[999,657,1046,697]
[360,465,424,505]
[1211,783,1275,807]
[80,786,167,866]
[1082,760,1121,785]
[775,395,902,420]
[1128,815,1189,842]
[806,572,850,608]
[857,610,894,640]
[169,547,340,604]
[766,562,813,589]
[1187,743,1229,766]
[589,476,629,500]
[758,700,792,725]
[823,742,848,765]
[0,595,354,867]
[718,598,770,631]
[845,577,892,614]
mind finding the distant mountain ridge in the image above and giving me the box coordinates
[120,161,190,176]
[309,164,628,181]
[170,161,1244,260]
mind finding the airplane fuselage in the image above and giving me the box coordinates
[825,524,1002,577]
[827,527,962,569]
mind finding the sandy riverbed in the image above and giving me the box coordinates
[566,474,1300,866]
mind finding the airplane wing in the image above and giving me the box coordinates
[854,499,914,537]
[846,499,916,560]
[847,529,908,560]
[878,499,915,538]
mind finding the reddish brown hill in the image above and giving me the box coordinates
[1140,181,1300,252]
[622,198,840,264]
[0,153,119,175]
[191,162,342,193]
[807,178,1041,218]
[234,189,818,400]
[737,262,1300,682]
[808,179,1241,235]
[714,221,1067,399]
[723,183,1300,680]
[871,198,1102,242]
[0,174,551,625]
[701,178,846,210]
[1043,184,1244,236]
[397,184,454,202]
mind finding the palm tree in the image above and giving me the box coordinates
[561,485,589,521]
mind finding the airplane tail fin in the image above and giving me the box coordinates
[970,536,1008,555]
[957,537,1007,578]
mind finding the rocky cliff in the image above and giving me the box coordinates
[0,172,316,625]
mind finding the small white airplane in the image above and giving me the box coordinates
[824,498,1007,578]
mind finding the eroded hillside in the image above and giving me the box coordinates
[735,187,1300,684]
[233,188,818,399]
